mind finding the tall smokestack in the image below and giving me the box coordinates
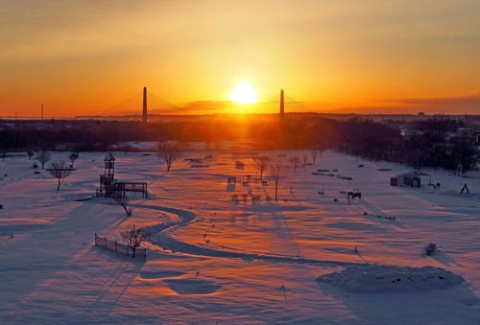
[280,89,284,120]
[142,87,147,125]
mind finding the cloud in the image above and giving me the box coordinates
[382,96,480,113]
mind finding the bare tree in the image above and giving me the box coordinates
[319,146,326,159]
[302,153,309,166]
[317,140,328,159]
[289,155,301,173]
[47,161,72,191]
[252,155,271,181]
[68,151,79,167]
[36,150,51,169]
[115,195,132,216]
[310,148,318,165]
[158,141,181,172]
[121,224,149,258]
[270,160,288,201]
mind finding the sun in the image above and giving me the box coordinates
[229,82,258,104]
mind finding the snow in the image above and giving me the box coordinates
[316,265,465,293]
[1,150,480,324]
[163,279,222,295]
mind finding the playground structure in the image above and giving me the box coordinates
[97,152,148,199]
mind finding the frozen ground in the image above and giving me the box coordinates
[1,150,480,324]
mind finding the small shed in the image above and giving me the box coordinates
[390,171,431,188]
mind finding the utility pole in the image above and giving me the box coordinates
[280,89,285,120]
[142,87,147,125]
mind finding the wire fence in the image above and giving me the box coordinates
[94,233,146,260]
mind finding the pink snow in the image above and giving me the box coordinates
[1,149,479,324]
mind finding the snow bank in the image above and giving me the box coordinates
[316,265,464,293]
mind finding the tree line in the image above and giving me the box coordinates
[1,115,478,173]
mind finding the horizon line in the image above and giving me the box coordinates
[1,111,478,121]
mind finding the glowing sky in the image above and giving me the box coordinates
[1,0,479,117]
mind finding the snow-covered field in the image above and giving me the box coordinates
[1,150,480,324]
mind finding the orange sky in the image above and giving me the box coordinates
[1,0,479,117]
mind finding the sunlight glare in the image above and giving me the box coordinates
[229,82,258,104]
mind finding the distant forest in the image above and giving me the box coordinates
[0,114,478,173]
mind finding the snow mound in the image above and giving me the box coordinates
[140,270,185,279]
[164,279,222,295]
[316,265,464,293]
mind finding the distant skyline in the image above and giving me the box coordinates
[1,0,479,117]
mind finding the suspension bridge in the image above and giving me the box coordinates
[99,88,311,122]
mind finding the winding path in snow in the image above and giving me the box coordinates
[133,203,362,268]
